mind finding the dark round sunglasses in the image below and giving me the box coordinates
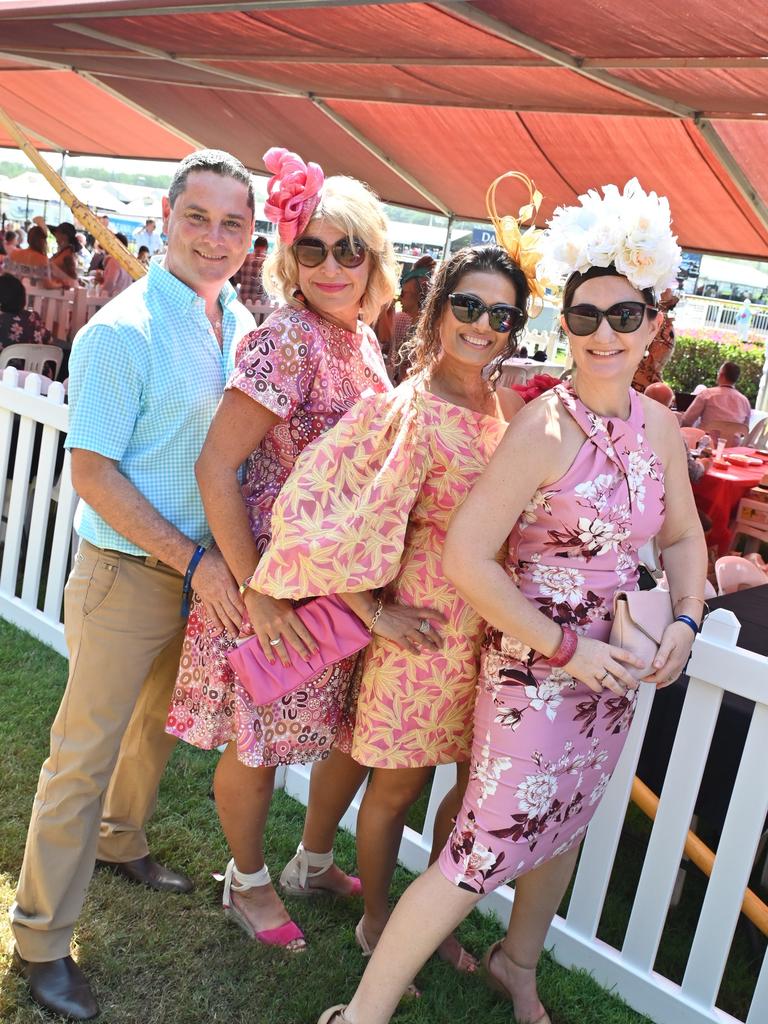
[293,235,367,269]
[563,301,658,336]
[449,292,524,334]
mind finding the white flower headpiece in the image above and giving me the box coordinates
[538,178,682,296]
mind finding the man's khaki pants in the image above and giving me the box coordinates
[11,540,187,961]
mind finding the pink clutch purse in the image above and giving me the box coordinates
[609,588,674,681]
[225,593,372,705]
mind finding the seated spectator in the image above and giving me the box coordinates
[0,273,58,376]
[137,245,151,267]
[517,344,528,358]
[3,230,19,258]
[100,233,133,297]
[88,242,106,273]
[3,225,50,283]
[532,346,547,362]
[44,222,81,289]
[75,232,92,274]
[680,360,751,430]
[644,377,712,528]
[231,234,268,302]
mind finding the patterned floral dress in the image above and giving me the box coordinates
[166,305,390,767]
[438,383,665,893]
[250,381,509,768]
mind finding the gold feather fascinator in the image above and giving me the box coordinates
[485,170,546,316]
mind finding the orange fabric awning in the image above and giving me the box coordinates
[0,0,767,256]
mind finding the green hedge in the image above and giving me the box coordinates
[664,336,765,405]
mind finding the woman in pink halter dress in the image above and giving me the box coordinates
[320,180,708,1024]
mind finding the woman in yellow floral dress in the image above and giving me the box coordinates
[251,199,543,969]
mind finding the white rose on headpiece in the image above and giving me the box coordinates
[539,177,682,294]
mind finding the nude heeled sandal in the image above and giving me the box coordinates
[317,1007,352,1024]
[481,941,552,1024]
[220,858,306,952]
[279,843,362,897]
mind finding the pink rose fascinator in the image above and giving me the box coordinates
[263,147,325,244]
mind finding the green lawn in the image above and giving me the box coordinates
[0,619,761,1023]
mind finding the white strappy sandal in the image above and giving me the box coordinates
[220,858,306,952]
[279,843,362,897]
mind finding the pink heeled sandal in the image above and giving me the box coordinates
[220,858,306,952]
[280,843,362,898]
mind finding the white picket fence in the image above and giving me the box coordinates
[1,371,766,1024]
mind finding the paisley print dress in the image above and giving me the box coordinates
[438,383,665,893]
[251,381,508,768]
[166,305,390,767]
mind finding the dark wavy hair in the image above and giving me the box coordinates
[400,244,531,388]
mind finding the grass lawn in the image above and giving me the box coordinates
[0,618,761,1023]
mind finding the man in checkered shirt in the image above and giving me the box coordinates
[11,150,257,1020]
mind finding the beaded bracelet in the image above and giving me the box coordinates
[674,614,699,637]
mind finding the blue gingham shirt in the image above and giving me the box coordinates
[66,260,256,555]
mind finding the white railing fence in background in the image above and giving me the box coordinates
[2,372,766,1024]
[0,368,74,655]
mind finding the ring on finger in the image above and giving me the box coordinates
[418,618,431,635]
[597,669,610,683]
[268,637,282,647]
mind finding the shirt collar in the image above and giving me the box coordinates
[150,258,239,311]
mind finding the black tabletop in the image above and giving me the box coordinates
[637,583,767,831]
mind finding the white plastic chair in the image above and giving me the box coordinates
[714,555,768,595]
[0,343,63,376]
[746,417,768,452]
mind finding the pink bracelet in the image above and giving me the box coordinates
[547,626,578,667]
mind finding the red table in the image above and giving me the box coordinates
[692,447,767,556]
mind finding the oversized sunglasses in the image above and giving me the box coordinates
[449,292,524,334]
[293,235,367,268]
[563,301,658,336]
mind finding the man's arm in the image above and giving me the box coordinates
[72,450,243,634]
[680,392,706,427]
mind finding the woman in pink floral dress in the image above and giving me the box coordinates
[166,149,419,951]
[320,181,708,1024]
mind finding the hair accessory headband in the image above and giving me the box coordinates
[538,178,681,295]
[486,171,546,315]
[263,147,325,244]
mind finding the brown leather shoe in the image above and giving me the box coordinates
[13,949,100,1020]
[95,854,193,894]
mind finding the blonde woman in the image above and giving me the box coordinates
[166,148,432,951]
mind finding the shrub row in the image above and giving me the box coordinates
[664,336,765,405]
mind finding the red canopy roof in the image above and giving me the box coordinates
[1,0,767,256]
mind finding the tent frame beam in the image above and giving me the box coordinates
[8,49,768,71]
[5,0,409,19]
[310,99,453,217]
[694,117,768,235]
[432,2,697,118]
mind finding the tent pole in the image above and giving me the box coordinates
[311,99,452,218]
[0,104,145,279]
[442,215,454,259]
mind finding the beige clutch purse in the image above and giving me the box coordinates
[609,588,674,681]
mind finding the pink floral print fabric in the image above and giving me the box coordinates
[166,304,390,767]
[439,383,665,892]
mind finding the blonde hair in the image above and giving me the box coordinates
[262,175,398,324]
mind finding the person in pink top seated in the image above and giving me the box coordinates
[680,361,751,430]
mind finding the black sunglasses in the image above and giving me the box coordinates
[563,301,658,336]
[294,235,368,269]
[449,292,524,334]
